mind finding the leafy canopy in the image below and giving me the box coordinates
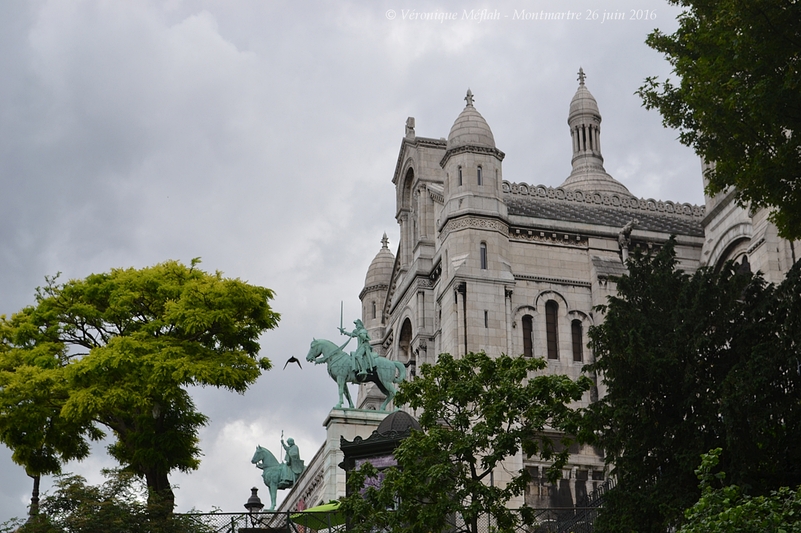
[0,259,279,508]
[679,449,801,533]
[581,239,801,532]
[638,0,801,239]
[341,352,591,533]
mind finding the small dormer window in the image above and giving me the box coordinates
[477,166,483,186]
[458,166,463,186]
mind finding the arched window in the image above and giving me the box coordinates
[399,318,413,364]
[545,301,559,360]
[477,165,483,186]
[372,301,377,320]
[480,242,488,270]
[522,315,533,358]
[571,319,583,362]
[458,166,463,186]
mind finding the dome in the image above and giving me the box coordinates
[364,233,394,289]
[568,83,601,125]
[376,410,422,436]
[446,89,495,150]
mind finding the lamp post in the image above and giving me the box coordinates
[244,487,264,528]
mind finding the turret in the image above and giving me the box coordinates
[440,90,507,226]
[559,68,631,196]
[360,233,394,340]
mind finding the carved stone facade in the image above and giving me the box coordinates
[354,73,799,508]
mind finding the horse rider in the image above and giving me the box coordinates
[339,319,377,378]
[280,437,305,486]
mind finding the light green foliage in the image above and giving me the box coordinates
[638,0,801,239]
[581,239,801,532]
[1,470,213,533]
[679,449,801,533]
[0,259,279,508]
[341,352,592,533]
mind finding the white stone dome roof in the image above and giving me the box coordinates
[447,90,495,150]
[568,83,601,124]
[364,233,394,289]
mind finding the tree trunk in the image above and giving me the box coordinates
[28,474,40,518]
[144,469,175,516]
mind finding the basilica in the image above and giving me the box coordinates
[349,70,798,507]
[277,72,798,513]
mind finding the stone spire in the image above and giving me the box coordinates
[559,68,631,196]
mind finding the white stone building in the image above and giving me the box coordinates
[276,71,798,513]
[351,71,799,507]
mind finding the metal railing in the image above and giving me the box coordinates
[178,511,345,533]
[178,507,603,533]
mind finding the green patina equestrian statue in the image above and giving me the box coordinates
[251,438,305,510]
[306,318,406,410]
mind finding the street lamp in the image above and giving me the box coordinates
[244,487,264,527]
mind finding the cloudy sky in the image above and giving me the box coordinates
[0,0,705,521]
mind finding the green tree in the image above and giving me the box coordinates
[0,337,101,515]
[581,240,801,532]
[0,259,279,511]
[341,352,592,533]
[678,449,801,533]
[1,470,213,533]
[638,0,801,239]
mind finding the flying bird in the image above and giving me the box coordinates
[283,356,302,370]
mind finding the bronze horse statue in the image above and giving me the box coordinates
[251,445,288,511]
[305,338,405,410]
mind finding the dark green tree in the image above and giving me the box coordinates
[638,0,801,239]
[581,240,801,532]
[0,259,279,511]
[341,352,592,533]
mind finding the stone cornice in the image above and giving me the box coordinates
[509,228,588,247]
[359,283,389,300]
[428,187,444,204]
[514,274,592,288]
[503,181,705,219]
[440,215,508,242]
[440,144,506,168]
[701,187,738,227]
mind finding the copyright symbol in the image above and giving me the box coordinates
[386,9,396,20]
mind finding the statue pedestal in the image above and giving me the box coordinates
[321,409,387,502]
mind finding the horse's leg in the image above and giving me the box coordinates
[375,362,398,410]
[335,375,345,409]
[343,381,354,408]
[379,381,396,411]
[339,374,355,408]
[269,479,278,511]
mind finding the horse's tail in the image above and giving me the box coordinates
[393,360,406,383]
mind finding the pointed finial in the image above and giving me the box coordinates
[577,67,586,86]
[381,233,389,249]
[465,89,474,107]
